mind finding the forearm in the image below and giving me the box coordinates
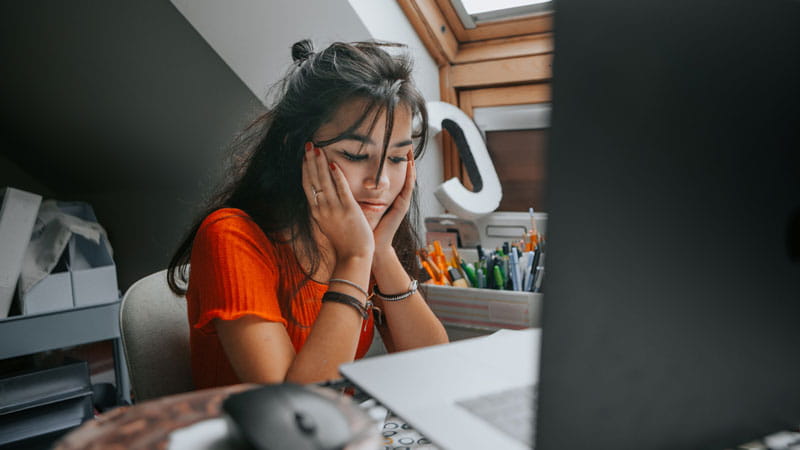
[372,248,449,352]
[285,255,373,384]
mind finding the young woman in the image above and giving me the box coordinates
[167,39,449,389]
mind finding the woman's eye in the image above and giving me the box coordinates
[388,156,408,164]
[341,151,368,162]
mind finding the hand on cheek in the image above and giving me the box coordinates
[373,150,416,253]
[301,142,374,261]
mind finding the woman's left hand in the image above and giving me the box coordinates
[373,150,416,254]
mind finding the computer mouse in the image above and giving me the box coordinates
[221,383,373,450]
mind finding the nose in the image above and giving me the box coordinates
[363,164,390,191]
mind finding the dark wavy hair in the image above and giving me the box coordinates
[166,39,429,322]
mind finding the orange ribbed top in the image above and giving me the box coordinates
[185,208,374,389]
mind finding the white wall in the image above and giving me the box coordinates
[171,0,446,233]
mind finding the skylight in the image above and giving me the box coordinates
[460,0,550,15]
[451,0,552,28]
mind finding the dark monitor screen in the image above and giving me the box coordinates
[536,0,800,448]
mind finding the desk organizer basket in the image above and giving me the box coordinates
[0,358,93,445]
[420,284,542,331]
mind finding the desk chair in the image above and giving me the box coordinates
[119,269,194,402]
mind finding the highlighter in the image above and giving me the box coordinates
[420,260,437,283]
[462,262,478,287]
[493,265,505,290]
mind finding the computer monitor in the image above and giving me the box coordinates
[536,0,800,448]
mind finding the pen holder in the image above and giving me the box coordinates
[420,284,542,331]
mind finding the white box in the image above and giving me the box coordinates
[60,203,119,307]
[19,202,118,315]
[0,188,42,318]
[420,284,543,331]
[20,269,73,315]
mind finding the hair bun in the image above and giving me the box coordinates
[291,39,314,63]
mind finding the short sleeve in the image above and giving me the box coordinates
[186,211,287,334]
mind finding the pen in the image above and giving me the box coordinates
[485,257,495,289]
[509,249,521,291]
[418,249,448,285]
[523,251,535,291]
[449,243,462,265]
[533,255,545,293]
[476,267,486,288]
[532,252,545,293]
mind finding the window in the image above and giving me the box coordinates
[399,0,553,212]
[453,0,553,28]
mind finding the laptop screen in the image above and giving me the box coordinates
[536,0,800,448]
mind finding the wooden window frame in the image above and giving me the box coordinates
[398,0,553,184]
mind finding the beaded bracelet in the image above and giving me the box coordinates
[321,291,370,319]
[373,279,419,302]
[328,278,370,299]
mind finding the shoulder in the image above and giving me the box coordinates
[198,208,257,234]
[194,208,276,256]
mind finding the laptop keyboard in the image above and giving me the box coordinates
[456,384,536,447]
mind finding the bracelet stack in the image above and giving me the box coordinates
[321,291,372,320]
[329,278,370,299]
[373,279,418,302]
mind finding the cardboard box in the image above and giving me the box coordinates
[421,284,542,331]
[0,188,42,319]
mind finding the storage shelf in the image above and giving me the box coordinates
[0,301,131,404]
[0,302,120,359]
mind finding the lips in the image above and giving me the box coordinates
[358,201,388,212]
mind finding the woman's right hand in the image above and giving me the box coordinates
[301,142,374,261]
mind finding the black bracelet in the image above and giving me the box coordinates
[322,291,369,319]
[373,279,419,302]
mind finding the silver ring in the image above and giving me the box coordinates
[313,188,324,206]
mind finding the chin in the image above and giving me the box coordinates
[366,215,381,230]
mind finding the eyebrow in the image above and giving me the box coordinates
[340,133,413,148]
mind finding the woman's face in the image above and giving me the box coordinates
[313,99,413,230]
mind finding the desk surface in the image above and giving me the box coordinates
[53,384,253,450]
[52,382,432,449]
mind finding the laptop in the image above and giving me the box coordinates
[339,328,538,449]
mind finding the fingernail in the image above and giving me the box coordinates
[314,147,321,156]
[329,162,336,171]
[305,142,312,152]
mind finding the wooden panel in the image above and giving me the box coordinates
[461,84,551,108]
[397,0,458,66]
[456,89,474,190]
[438,65,460,182]
[486,129,548,212]
[450,54,552,88]
[454,33,553,64]
[434,0,470,42]
[464,14,553,42]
